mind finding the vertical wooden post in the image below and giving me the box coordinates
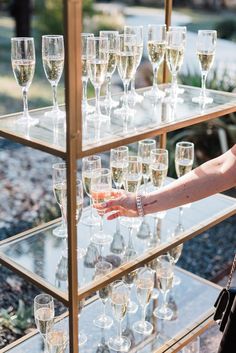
[161,0,172,149]
[64,1,82,353]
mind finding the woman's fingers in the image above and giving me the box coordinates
[101,196,124,209]
[103,205,122,214]
[106,211,121,220]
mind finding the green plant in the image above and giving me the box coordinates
[0,300,33,334]
[215,18,236,41]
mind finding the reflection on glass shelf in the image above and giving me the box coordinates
[4,268,220,353]
[0,192,234,295]
[0,85,236,155]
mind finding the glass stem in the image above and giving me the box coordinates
[100,214,104,233]
[163,290,169,312]
[82,79,88,106]
[171,73,178,96]
[95,85,101,117]
[22,87,29,117]
[89,197,93,218]
[60,204,66,230]
[131,77,135,93]
[106,77,111,102]
[178,206,183,227]
[142,305,147,324]
[201,72,207,99]
[102,301,106,318]
[52,84,59,112]
[153,65,159,90]
[118,320,122,342]
[123,81,129,114]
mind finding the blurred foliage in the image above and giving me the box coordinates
[215,18,236,41]
[0,300,33,334]
[36,0,94,35]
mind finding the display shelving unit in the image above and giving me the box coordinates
[0,0,236,353]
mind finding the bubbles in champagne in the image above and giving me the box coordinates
[107,52,117,76]
[35,307,54,336]
[111,293,128,321]
[175,159,193,178]
[82,56,88,79]
[117,53,136,81]
[197,51,215,72]
[150,163,168,188]
[53,182,66,205]
[88,60,108,86]
[166,47,184,73]
[12,59,35,87]
[147,41,166,65]
[136,278,153,306]
[157,271,173,293]
[43,57,64,84]
[124,174,141,193]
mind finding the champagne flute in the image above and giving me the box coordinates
[115,34,137,118]
[100,30,119,109]
[110,146,128,247]
[46,319,68,353]
[166,26,186,99]
[145,24,166,100]
[108,280,131,352]
[82,155,101,226]
[149,149,168,241]
[34,294,54,340]
[192,30,217,104]
[87,37,109,121]
[123,270,138,314]
[81,33,95,114]
[154,254,174,320]
[175,141,194,234]
[11,37,37,126]
[138,139,156,194]
[93,261,113,329]
[133,267,154,335]
[168,241,183,286]
[52,162,67,238]
[121,156,142,246]
[91,168,113,245]
[42,35,65,118]
[124,25,144,104]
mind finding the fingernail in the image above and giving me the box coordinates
[101,202,107,207]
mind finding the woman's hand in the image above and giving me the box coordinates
[99,191,138,220]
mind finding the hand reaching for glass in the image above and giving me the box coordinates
[97,191,138,220]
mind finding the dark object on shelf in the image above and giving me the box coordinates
[9,0,32,37]
[217,296,236,353]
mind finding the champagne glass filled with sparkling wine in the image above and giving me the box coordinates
[100,31,119,109]
[93,261,113,329]
[11,37,37,125]
[138,139,156,194]
[115,34,137,118]
[154,254,174,320]
[145,24,166,100]
[46,319,69,353]
[87,36,109,121]
[123,270,138,313]
[124,25,144,104]
[34,294,54,340]
[82,155,101,226]
[52,162,67,238]
[81,33,94,114]
[149,148,168,238]
[42,35,65,118]
[192,30,217,104]
[175,141,194,234]
[133,267,154,335]
[108,281,131,352]
[166,26,186,98]
[91,168,113,245]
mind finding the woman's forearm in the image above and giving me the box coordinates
[143,145,236,215]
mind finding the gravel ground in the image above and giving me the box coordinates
[0,138,235,349]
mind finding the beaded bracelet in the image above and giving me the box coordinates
[136,194,144,217]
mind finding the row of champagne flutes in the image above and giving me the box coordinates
[34,255,176,353]
[52,140,194,259]
[82,25,217,125]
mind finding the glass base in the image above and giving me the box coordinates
[44,108,65,119]
[16,115,39,126]
[108,335,131,352]
[81,208,100,226]
[101,97,119,108]
[192,95,213,104]
[52,224,67,238]
[86,112,109,122]
[91,232,112,245]
[154,306,173,320]
[93,314,113,329]
[165,86,184,95]
[136,220,152,240]
[79,331,87,346]
[173,274,181,286]
[164,95,184,104]
[133,320,153,335]
[115,105,135,117]
[127,300,138,314]
[128,91,144,104]
[144,87,165,99]
[120,217,142,229]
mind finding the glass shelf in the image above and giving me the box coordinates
[0,191,234,303]
[2,267,220,353]
[0,85,236,158]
